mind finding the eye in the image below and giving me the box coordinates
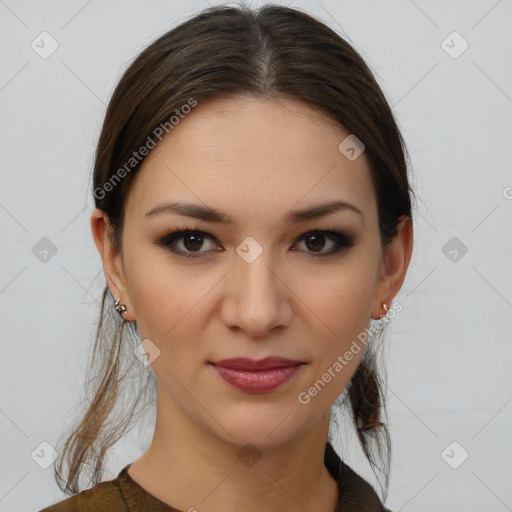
[294,230,354,256]
[157,227,354,258]
[157,226,220,258]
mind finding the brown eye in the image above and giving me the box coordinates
[158,228,354,259]
[295,230,354,256]
[182,233,204,252]
[304,233,327,252]
[157,229,219,258]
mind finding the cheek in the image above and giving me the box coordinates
[122,243,218,359]
[293,251,379,397]
[295,255,379,343]
[295,276,374,409]
[121,240,176,337]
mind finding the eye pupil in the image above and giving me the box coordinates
[305,234,325,252]
[184,234,203,251]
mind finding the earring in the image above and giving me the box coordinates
[114,297,127,316]
[378,302,388,319]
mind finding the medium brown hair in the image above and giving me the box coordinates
[54,2,415,501]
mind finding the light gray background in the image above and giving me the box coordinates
[1,1,511,511]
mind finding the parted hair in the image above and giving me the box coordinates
[54,2,415,501]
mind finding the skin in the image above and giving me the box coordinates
[91,96,413,512]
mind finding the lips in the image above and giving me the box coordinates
[210,356,304,371]
[209,357,306,393]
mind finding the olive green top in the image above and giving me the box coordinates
[39,443,391,511]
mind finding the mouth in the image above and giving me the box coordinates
[209,357,306,393]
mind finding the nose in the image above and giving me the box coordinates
[220,247,293,339]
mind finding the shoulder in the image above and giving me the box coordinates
[337,462,389,512]
[325,442,390,512]
[38,478,126,512]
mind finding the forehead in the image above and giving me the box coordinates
[124,96,377,227]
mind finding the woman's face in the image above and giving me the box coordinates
[99,96,396,449]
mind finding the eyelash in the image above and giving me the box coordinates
[157,225,355,259]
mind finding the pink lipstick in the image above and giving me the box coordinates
[210,357,305,393]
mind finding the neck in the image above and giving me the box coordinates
[128,384,340,512]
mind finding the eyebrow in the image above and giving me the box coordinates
[144,200,363,224]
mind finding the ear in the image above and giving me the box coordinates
[90,208,135,321]
[371,215,413,319]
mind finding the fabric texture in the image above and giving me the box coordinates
[39,442,391,511]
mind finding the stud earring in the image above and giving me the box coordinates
[114,297,127,316]
[378,302,388,319]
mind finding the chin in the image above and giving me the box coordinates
[205,404,313,452]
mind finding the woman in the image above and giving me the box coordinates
[40,3,414,511]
